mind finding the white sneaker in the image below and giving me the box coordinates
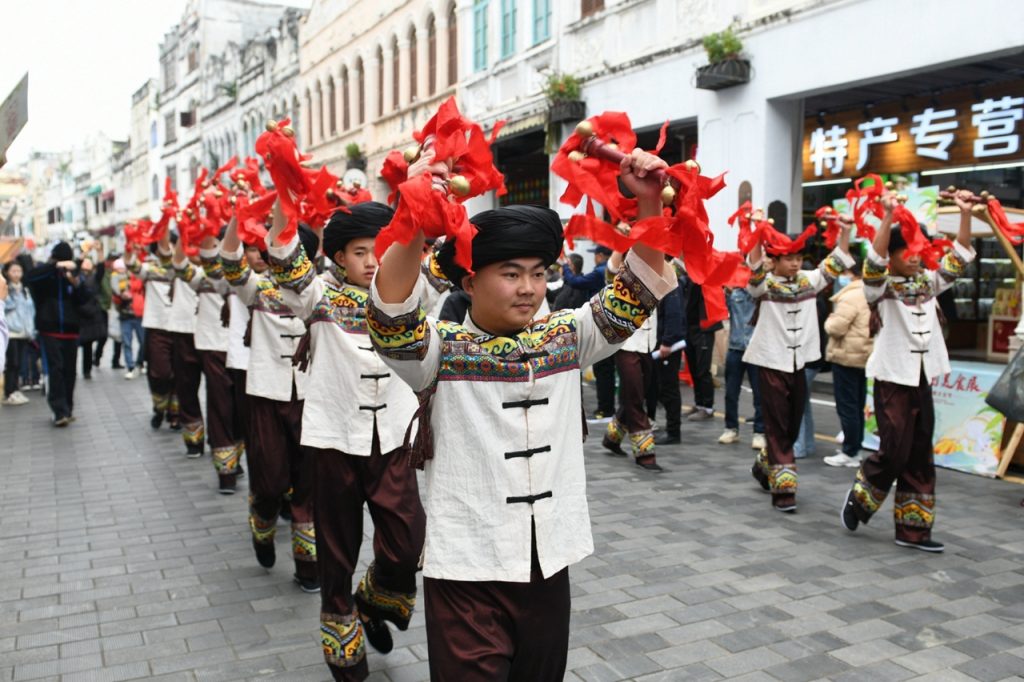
[824,452,861,468]
[124,368,137,380]
[718,428,740,444]
[751,433,766,450]
[3,393,27,406]
[681,405,697,415]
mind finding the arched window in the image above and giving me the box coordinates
[327,77,337,135]
[408,26,418,102]
[448,3,458,85]
[392,36,400,111]
[341,67,350,130]
[427,14,437,95]
[356,58,365,125]
[500,0,516,58]
[304,89,313,143]
[316,82,325,141]
[376,45,384,119]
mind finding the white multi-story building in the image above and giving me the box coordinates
[299,0,460,200]
[129,79,163,221]
[157,0,309,195]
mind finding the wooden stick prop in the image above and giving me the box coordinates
[939,185,1024,277]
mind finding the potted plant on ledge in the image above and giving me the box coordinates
[696,27,751,91]
[345,142,366,171]
[545,73,585,124]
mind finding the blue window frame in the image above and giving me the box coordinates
[532,0,550,44]
[500,0,517,58]
[473,1,489,72]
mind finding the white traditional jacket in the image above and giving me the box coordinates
[368,250,677,583]
[132,251,174,331]
[165,276,198,335]
[221,244,307,401]
[176,254,229,352]
[268,236,419,454]
[742,247,853,373]
[863,242,974,387]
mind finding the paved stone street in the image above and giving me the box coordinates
[2,369,1024,682]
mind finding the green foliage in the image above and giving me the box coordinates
[345,142,364,159]
[545,72,581,102]
[218,81,238,99]
[702,27,743,64]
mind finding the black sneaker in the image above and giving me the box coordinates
[635,458,664,473]
[253,541,275,568]
[150,411,164,429]
[360,615,393,654]
[186,444,204,459]
[751,464,770,492]
[601,436,627,457]
[654,433,680,445]
[894,538,945,553]
[774,502,797,514]
[841,489,859,532]
[218,474,236,495]
[294,574,320,593]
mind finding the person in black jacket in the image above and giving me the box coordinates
[26,242,93,426]
[679,263,723,421]
[646,258,686,444]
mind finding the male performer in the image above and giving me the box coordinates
[220,217,318,588]
[840,191,975,552]
[129,235,179,430]
[744,221,852,512]
[165,237,204,456]
[368,148,678,681]
[173,234,243,492]
[267,201,424,682]
[601,250,663,471]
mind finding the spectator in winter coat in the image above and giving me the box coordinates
[823,261,873,467]
[719,287,765,449]
[3,261,36,405]
[646,259,686,444]
[26,242,93,425]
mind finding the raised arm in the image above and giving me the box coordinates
[932,190,977,294]
[219,216,260,306]
[266,199,323,322]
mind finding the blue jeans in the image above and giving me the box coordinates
[832,364,866,456]
[794,367,819,458]
[724,348,764,432]
[120,318,145,370]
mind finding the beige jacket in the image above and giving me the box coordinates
[824,278,872,368]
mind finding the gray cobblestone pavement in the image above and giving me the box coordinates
[2,369,1023,681]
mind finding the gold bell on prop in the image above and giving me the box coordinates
[281,126,295,138]
[266,120,278,132]
[660,184,676,206]
[403,145,421,163]
[768,218,775,225]
[575,120,594,138]
[684,159,699,171]
[605,142,619,152]
[449,175,471,196]
[568,150,585,163]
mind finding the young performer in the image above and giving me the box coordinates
[840,191,975,552]
[367,148,678,681]
[745,220,853,512]
[220,217,318,587]
[266,201,425,682]
[165,240,205,456]
[129,236,179,430]
[173,235,244,492]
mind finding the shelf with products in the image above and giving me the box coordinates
[954,237,1024,321]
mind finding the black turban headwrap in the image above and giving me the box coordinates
[436,205,564,288]
[297,223,320,263]
[322,202,395,260]
[51,241,73,262]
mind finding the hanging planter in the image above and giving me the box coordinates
[695,58,752,90]
[548,99,586,124]
[696,28,751,91]
[345,142,367,171]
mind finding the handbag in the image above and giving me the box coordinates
[985,344,1024,424]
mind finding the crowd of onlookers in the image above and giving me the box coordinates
[0,241,147,424]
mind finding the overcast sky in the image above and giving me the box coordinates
[0,0,307,165]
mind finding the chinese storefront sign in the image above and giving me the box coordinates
[863,361,1007,477]
[802,81,1024,180]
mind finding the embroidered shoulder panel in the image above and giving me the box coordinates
[253,280,294,316]
[761,273,818,304]
[309,283,369,334]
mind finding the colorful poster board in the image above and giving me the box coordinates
[863,361,1007,477]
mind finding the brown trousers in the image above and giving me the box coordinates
[200,351,242,478]
[851,373,937,542]
[312,440,425,681]
[144,328,176,419]
[171,332,204,448]
[424,534,570,682]
[757,366,806,507]
[606,351,656,460]
[247,391,316,578]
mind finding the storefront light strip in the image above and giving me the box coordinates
[921,161,1024,176]
[801,178,852,188]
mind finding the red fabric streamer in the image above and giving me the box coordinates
[987,198,1024,245]
[380,150,409,205]
[212,156,238,183]
[761,223,817,256]
[236,191,278,251]
[845,174,883,242]
[813,205,843,249]
[230,157,267,194]
[255,118,313,242]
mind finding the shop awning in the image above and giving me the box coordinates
[496,113,547,141]
[85,184,103,196]
[101,190,115,201]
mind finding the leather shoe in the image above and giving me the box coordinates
[655,433,680,445]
